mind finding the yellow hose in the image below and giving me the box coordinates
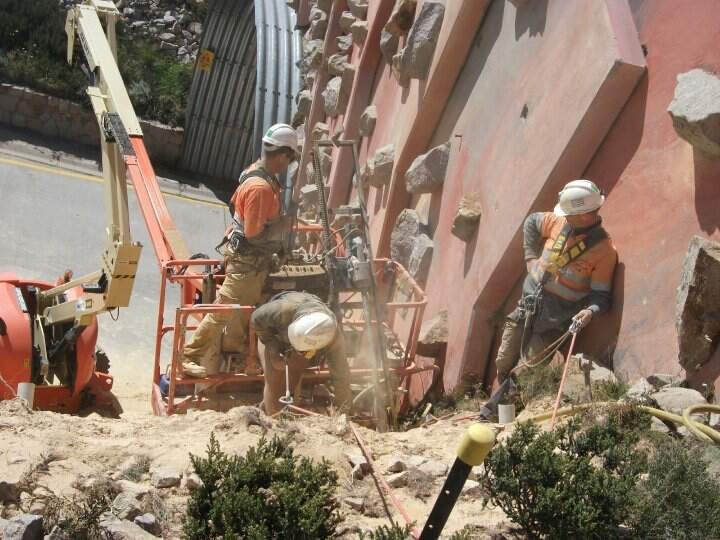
[523,401,720,445]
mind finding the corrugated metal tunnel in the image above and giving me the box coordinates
[180,0,301,184]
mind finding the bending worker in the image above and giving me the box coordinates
[494,179,618,385]
[250,291,352,415]
[182,124,298,379]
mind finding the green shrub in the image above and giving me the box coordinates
[481,407,651,539]
[184,433,342,539]
[516,363,564,405]
[358,523,414,540]
[629,440,720,540]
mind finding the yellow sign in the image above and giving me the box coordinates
[198,49,215,72]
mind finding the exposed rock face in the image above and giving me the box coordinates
[396,1,445,83]
[359,105,377,137]
[676,236,720,371]
[405,141,450,194]
[667,69,720,157]
[451,194,481,242]
[650,387,707,415]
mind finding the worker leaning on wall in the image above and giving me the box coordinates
[494,180,618,386]
[182,123,298,379]
[250,291,353,415]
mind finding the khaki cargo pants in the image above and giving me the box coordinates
[183,252,270,375]
[495,320,564,384]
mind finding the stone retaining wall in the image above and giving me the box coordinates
[0,84,184,169]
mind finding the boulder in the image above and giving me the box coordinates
[150,466,182,488]
[339,11,356,32]
[2,514,43,540]
[114,480,150,500]
[407,233,434,283]
[359,105,377,137]
[347,0,369,20]
[418,459,448,478]
[390,209,423,267]
[380,30,399,63]
[336,34,353,54]
[647,373,681,388]
[185,473,203,491]
[327,53,349,76]
[99,517,157,540]
[134,513,161,536]
[451,194,481,241]
[416,310,448,357]
[350,20,368,46]
[397,1,445,81]
[385,0,417,36]
[303,39,325,70]
[667,69,720,157]
[309,18,328,40]
[296,90,312,117]
[385,455,408,473]
[561,355,617,402]
[675,236,720,371]
[112,492,143,521]
[650,387,707,415]
[367,144,395,187]
[405,141,450,194]
[626,378,654,400]
[387,471,409,488]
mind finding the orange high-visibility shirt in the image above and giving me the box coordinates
[230,167,281,239]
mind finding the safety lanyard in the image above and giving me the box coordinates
[542,223,607,280]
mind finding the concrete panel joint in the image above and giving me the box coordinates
[668,69,720,158]
[676,235,720,372]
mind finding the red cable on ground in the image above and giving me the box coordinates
[550,331,579,428]
[350,424,421,538]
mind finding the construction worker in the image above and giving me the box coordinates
[182,123,298,379]
[250,291,352,415]
[494,179,618,386]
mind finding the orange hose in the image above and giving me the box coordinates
[550,331,578,428]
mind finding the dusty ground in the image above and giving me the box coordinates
[0,396,522,539]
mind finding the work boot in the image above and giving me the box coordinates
[182,361,208,378]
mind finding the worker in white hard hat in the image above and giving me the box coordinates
[182,123,299,379]
[250,291,352,415]
[492,179,618,388]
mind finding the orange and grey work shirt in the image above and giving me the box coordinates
[518,212,617,331]
[229,161,281,240]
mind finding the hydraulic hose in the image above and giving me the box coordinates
[523,402,720,445]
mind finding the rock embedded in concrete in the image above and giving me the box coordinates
[650,387,707,415]
[336,34,353,54]
[2,514,43,540]
[408,233,434,283]
[339,11,356,32]
[134,513,161,536]
[390,209,423,267]
[350,20,369,46]
[667,69,720,157]
[309,18,328,40]
[303,39,325,70]
[296,90,312,117]
[380,30,400,64]
[322,76,349,117]
[451,194,481,242]
[150,466,182,488]
[387,471,409,488]
[367,144,395,187]
[359,105,377,137]
[405,141,450,194]
[312,122,330,142]
[327,53,349,76]
[398,1,445,81]
[676,235,720,371]
[347,0,369,20]
[417,309,448,357]
[385,0,417,36]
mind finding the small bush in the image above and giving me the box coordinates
[629,440,720,540]
[43,484,114,539]
[481,406,651,539]
[121,454,151,482]
[358,523,414,540]
[184,433,341,539]
[591,379,629,402]
[516,364,564,405]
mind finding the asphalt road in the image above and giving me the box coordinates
[0,153,230,409]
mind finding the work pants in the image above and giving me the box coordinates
[495,319,564,384]
[183,253,269,375]
[261,335,353,415]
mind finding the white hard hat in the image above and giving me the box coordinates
[262,123,299,153]
[288,311,337,352]
[554,179,605,217]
